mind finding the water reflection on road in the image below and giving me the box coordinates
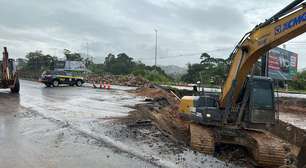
[0,80,155,168]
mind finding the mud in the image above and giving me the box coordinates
[0,80,243,168]
[126,84,306,167]
[121,85,254,167]
[278,97,306,114]
[278,97,306,132]
[3,80,305,167]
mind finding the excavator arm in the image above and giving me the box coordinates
[2,47,9,81]
[220,1,306,108]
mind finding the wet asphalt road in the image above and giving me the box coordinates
[0,80,156,168]
[280,112,306,130]
[2,80,304,168]
[0,80,244,168]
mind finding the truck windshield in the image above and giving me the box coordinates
[252,84,273,109]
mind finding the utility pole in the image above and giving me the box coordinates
[86,42,89,58]
[154,29,158,71]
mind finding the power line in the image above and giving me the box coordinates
[162,47,232,58]
[136,47,232,61]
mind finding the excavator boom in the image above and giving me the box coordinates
[220,1,306,108]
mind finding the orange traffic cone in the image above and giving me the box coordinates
[107,83,111,89]
[100,81,102,89]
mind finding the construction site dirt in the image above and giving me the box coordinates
[1,80,306,167]
[124,85,306,168]
[0,80,248,168]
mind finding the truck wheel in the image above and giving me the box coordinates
[52,80,59,87]
[11,79,20,93]
[76,80,83,87]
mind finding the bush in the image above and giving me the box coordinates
[288,70,306,90]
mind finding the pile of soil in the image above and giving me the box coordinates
[278,97,306,114]
[87,74,149,87]
[126,84,189,143]
[122,85,253,167]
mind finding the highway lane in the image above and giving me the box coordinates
[0,80,241,168]
[0,80,155,168]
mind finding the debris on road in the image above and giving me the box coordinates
[87,75,149,87]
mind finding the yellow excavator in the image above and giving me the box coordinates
[178,0,306,167]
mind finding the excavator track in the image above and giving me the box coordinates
[187,123,297,167]
[246,131,296,167]
[189,123,215,155]
[174,119,190,143]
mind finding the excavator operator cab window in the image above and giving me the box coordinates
[197,96,218,108]
[248,77,275,124]
[252,83,273,109]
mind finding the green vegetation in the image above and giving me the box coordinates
[181,53,229,86]
[181,53,306,92]
[17,50,172,83]
[16,49,306,89]
[98,53,172,83]
[288,70,306,91]
[23,51,58,71]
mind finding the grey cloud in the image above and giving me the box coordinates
[0,0,304,68]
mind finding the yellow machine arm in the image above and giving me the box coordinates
[220,2,306,108]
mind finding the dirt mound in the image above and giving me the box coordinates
[87,74,149,87]
[278,97,306,114]
[123,84,189,143]
[122,85,254,167]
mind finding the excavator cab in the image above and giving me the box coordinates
[246,76,275,124]
[178,76,276,128]
[239,76,276,128]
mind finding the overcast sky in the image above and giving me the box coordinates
[0,0,305,68]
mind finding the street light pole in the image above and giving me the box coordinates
[86,42,89,58]
[154,29,158,71]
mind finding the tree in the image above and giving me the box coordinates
[63,49,83,61]
[181,63,205,83]
[181,53,229,85]
[84,57,94,67]
[101,52,172,83]
[25,51,58,71]
[104,53,135,75]
[16,58,27,70]
[289,70,306,90]
[104,53,115,71]
[88,63,105,75]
